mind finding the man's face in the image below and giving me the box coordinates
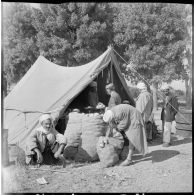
[163,89,169,96]
[42,119,52,132]
[106,87,111,95]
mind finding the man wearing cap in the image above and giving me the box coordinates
[25,114,67,165]
[161,84,179,147]
[103,104,148,166]
[105,83,121,109]
[136,82,153,142]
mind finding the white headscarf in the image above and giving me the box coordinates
[137,82,147,90]
[103,110,114,123]
[38,114,54,134]
[39,114,53,124]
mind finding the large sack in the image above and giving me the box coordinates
[75,114,106,162]
[96,136,124,168]
[64,112,83,159]
[96,137,119,168]
[63,145,78,160]
[64,112,83,147]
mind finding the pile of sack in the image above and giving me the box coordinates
[64,111,128,167]
[63,112,107,162]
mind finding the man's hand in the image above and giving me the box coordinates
[54,144,65,159]
[103,136,109,144]
[34,148,43,164]
[54,151,61,159]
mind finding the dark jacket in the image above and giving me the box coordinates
[161,93,179,122]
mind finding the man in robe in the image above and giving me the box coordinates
[105,83,121,109]
[103,104,148,166]
[136,82,153,142]
[160,84,179,147]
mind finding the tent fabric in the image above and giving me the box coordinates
[4,47,135,148]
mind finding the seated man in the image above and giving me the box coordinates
[25,114,66,166]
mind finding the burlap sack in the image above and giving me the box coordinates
[75,114,106,162]
[64,112,83,147]
[96,136,124,168]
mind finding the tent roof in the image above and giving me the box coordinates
[4,47,135,146]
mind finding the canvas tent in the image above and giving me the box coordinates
[4,46,135,148]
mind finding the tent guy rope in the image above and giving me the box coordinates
[112,48,192,126]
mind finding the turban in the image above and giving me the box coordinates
[122,100,130,104]
[39,114,53,124]
[103,110,114,123]
[106,83,115,90]
[161,84,170,90]
[137,82,147,90]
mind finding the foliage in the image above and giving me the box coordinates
[113,3,187,85]
[3,2,191,101]
[31,3,115,66]
[3,3,39,87]
[3,3,115,94]
[128,86,140,99]
[174,89,185,97]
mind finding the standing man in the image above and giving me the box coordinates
[136,82,153,142]
[105,83,121,109]
[103,104,148,166]
[87,81,99,107]
[161,84,179,147]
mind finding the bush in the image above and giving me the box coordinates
[174,89,185,97]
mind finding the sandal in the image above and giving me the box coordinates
[120,159,133,166]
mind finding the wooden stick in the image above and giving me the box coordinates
[29,167,67,173]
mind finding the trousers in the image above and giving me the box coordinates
[163,122,172,143]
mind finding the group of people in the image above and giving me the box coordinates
[25,81,179,167]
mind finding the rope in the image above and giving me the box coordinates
[112,48,192,126]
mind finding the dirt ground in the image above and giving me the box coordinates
[2,109,193,193]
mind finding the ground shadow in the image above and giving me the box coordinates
[151,149,180,163]
[146,132,165,147]
[147,134,192,147]
[171,137,192,146]
[121,149,180,165]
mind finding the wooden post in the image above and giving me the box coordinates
[2,128,9,166]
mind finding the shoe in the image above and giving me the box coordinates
[162,143,170,147]
[120,159,133,166]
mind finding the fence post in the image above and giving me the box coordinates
[2,128,9,166]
